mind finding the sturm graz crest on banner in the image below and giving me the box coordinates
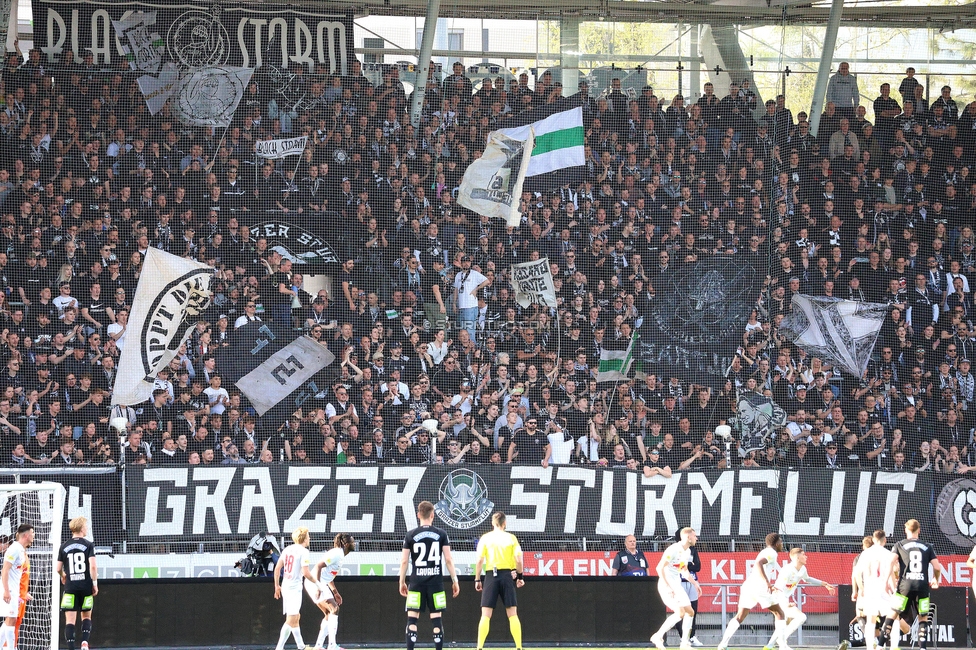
[643,257,762,377]
[167,4,231,69]
[935,478,976,548]
[140,270,212,379]
[434,469,493,530]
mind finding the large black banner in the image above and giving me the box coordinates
[124,466,927,544]
[641,255,764,380]
[0,467,123,545]
[32,1,355,73]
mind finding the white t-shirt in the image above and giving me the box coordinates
[659,541,691,588]
[204,386,229,414]
[745,546,779,589]
[858,544,893,596]
[107,322,126,352]
[547,432,574,465]
[279,543,310,590]
[454,268,487,309]
[774,562,809,600]
[3,541,27,598]
[315,547,346,585]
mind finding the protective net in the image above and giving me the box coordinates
[0,484,64,650]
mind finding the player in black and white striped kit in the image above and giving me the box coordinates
[398,501,459,650]
[55,517,97,650]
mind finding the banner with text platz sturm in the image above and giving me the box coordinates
[113,249,213,406]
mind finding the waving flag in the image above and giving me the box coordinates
[458,128,533,227]
[172,66,253,127]
[113,249,213,406]
[779,294,888,378]
[496,103,584,177]
[597,328,639,383]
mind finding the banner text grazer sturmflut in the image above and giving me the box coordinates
[124,466,926,545]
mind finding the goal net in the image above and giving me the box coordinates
[0,483,65,650]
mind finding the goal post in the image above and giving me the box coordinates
[0,482,66,650]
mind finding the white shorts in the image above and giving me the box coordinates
[861,588,890,618]
[658,582,692,612]
[0,596,20,619]
[739,583,776,610]
[281,586,304,616]
[304,580,335,604]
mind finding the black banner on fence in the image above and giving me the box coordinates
[31,1,355,74]
[0,467,123,545]
[124,466,928,544]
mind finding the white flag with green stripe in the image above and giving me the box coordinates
[497,106,584,177]
[597,331,638,383]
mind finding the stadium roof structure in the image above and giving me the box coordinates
[299,0,976,30]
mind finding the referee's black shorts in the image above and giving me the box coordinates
[481,570,518,609]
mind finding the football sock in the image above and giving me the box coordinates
[681,615,693,643]
[432,621,443,650]
[316,618,329,649]
[890,626,901,650]
[275,624,292,650]
[508,615,522,650]
[773,619,786,647]
[327,615,339,648]
[864,616,877,650]
[81,620,92,644]
[476,616,490,650]
[720,618,741,647]
[291,625,305,649]
[405,620,417,650]
[64,625,76,650]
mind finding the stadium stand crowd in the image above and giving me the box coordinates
[0,50,973,473]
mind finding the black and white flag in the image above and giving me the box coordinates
[779,294,888,378]
[113,249,213,405]
[734,390,788,454]
[458,128,534,228]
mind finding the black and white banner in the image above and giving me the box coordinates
[255,136,308,160]
[510,258,557,309]
[248,220,341,267]
[124,466,926,543]
[32,1,355,73]
[0,467,123,544]
[113,249,213,406]
[642,256,764,379]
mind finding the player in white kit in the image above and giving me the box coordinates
[274,527,319,650]
[762,548,836,650]
[650,527,701,650]
[717,533,786,650]
[305,533,355,650]
[856,531,895,650]
[1,525,34,650]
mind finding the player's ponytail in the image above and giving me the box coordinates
[334,532,355,552]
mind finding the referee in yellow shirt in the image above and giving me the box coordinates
[474,512,524,650]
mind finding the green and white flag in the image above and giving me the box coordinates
[496,106,584,177]
[596,330,639,383]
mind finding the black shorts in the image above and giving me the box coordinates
[893,582,931,615]
[480,571,517,609]
[406,582,448,613]
[60,592,94,612]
